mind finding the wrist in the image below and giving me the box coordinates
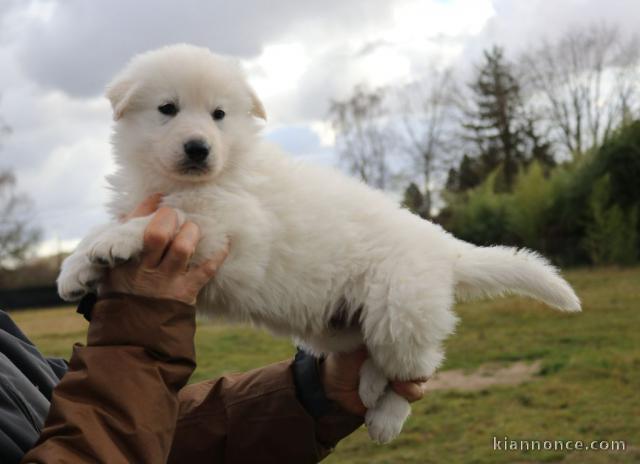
[291,349,332,419]
[321,371,366,416]
[86,294,196,360]
[319,352,367,416]
[98,281,197,307]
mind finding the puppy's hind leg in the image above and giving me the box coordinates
[359,358,388,409]
[363,345,444,444]
[361,261,458,443]
[359,359,411,444]
[365,390,411,444]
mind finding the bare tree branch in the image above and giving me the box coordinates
[0,170,42,272]
[520,24,640,158]
[392,67,459,216]
[329,85,395,190]
[0,108,42,273]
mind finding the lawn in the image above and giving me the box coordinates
[9,266,640,463]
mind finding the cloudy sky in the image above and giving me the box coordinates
[0,0,638,254]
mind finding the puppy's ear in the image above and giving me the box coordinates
[106,76,139,121]
[248,87,267,121]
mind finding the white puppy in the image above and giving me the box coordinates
[58,44,581,444]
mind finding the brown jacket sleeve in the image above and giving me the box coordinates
[22,294,362,464]
[169,361,363,463]
[22,294,198,464]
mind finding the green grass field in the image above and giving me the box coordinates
[10,267,640,463]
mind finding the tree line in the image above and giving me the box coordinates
[329,24,640,266]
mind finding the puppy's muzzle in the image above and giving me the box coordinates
[184,139,210,163]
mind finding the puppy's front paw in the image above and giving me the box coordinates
[359,359,388,409]
[87,227,143,267]
[57,253,103,301]
[365,391,411,444]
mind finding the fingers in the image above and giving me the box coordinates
[390,379,429,403]
[140,203,229,282]
[159,221,201,272]
[141,208,179,267]
[121,193,163,222]
[191,241,230,280]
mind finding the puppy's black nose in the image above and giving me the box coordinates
[184,139,210,163]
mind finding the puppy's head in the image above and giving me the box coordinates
[107,44,266,183]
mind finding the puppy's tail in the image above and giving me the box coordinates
[452,242,581,312]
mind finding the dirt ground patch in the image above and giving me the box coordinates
[424,361,542,391]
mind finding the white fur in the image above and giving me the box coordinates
[57,44,581,443]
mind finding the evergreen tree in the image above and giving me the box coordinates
[522,116,556,172]
[402,182,427,218]
[450,46,554,193]
[445,154,483,192]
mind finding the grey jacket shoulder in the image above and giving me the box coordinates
[0,310,66,464]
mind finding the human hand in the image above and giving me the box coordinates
[100,197,229,305]
[320,346,428,416]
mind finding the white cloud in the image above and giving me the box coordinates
[1,79,113,242]
[309,121,336,147]
[390,0,494,41]
[248,42,311,100]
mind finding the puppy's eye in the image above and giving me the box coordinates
[212,108,226,120]
[158,103,178,116]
